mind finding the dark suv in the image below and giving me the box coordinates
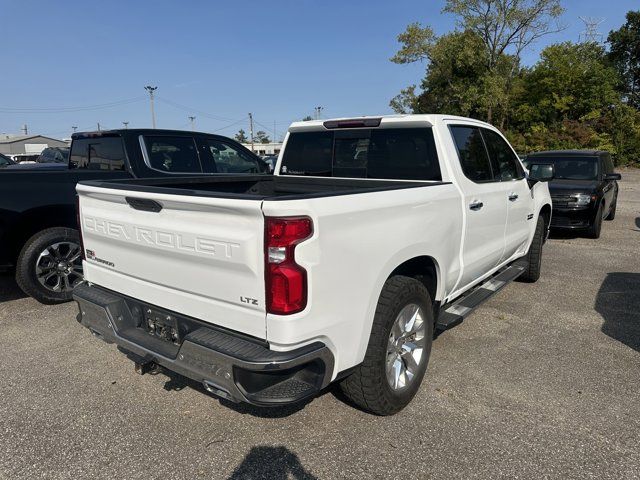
[524,150,621,238]
[37,146,70,163]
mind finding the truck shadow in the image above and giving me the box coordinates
[595,272,640,353]
[0,272,27,302]
[227,446,318,480]
[548,229,582,240]
[635,217,640,230]
[159,369,328,418]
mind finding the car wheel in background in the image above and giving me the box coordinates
[15,227,83,304]
[605,198,617,221]
[588,203,604,239]
[518,215,544,283]
[339,275,434,415]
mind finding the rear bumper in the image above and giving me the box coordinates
[73,283,334,406]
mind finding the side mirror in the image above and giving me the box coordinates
[528,163,555,183]
[604,173,621,181]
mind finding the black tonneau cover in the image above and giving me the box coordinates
[79,175,449,201]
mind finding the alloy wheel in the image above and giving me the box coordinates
[35,241,83,292]
[386,303,427,390]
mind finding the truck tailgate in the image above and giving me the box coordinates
[76,184,266,339]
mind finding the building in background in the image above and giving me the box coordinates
[241,142,283,157]
[0,134,68,155]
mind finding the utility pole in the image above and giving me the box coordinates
[97,122,101,132]
[21,124,28,135]
[188,116,196,131]
[273,120,276,145]
[248,113,254,152]
[72,126,78,133]
[122,121,129,129]
[144,85,158,128]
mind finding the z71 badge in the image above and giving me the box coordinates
[85,249,115,268]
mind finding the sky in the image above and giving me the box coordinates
[0,0,637,141]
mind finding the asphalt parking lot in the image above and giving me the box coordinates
[1,171,639,480]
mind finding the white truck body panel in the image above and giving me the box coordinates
[77,114,552,380]
[77,186,267,339]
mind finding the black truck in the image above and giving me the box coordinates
[0,129,268,303]
[524,150,621,238]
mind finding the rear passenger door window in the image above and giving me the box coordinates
[142,136,202,173]
[450,126,493,182]
[481,129,524,181]
[70,137,126,171]
[202,138,266,173]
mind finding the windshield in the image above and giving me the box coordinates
[528,156,599,180]
[0,154,13,166]
[280,127,441,181]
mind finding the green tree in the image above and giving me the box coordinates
[608,10,640,108]
[234,129,248,143]
[254,131,271,144]
[301,115,314,121]
[392,0,564,125]
[507,41,640,164]
[408,30,489,118]
[515,42,619,125]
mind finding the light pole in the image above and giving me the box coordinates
[122,121,129,129]
[188,116,196,131]
[72,126,78,133]
[144,85,158,128]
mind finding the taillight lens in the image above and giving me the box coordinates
[75,195,86,260]
[265,216,313,315]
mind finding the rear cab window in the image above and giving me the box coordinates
[280,127,441,181]
[70,136,126,171]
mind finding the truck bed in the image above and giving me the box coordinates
[79,175,447,201]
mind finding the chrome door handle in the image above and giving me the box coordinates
[508,193,518,201]
[469,201,484,211]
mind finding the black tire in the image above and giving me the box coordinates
[339,275,434,416]
[605,198,616,221]
[519,215,544,283]
[588,203,603,239]
[15,227,83,304]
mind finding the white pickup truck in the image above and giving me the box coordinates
[73,115,554,415]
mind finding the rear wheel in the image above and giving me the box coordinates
[519,215,544,283]
[588,203,603,239]
[15,227,83,304]
[340,276,434,415]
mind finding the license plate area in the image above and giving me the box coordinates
[142,307,180,344]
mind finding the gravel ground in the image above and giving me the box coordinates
[0,171,639,480]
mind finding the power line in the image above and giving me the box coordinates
[211,117,247,132]
[155,97,241,123]
[0,96,146,113]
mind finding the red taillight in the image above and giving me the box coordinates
[265,216,313,315]
[75,195,85,260]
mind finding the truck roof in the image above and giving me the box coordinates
[288,114,495,132]
[71,128,233,140]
